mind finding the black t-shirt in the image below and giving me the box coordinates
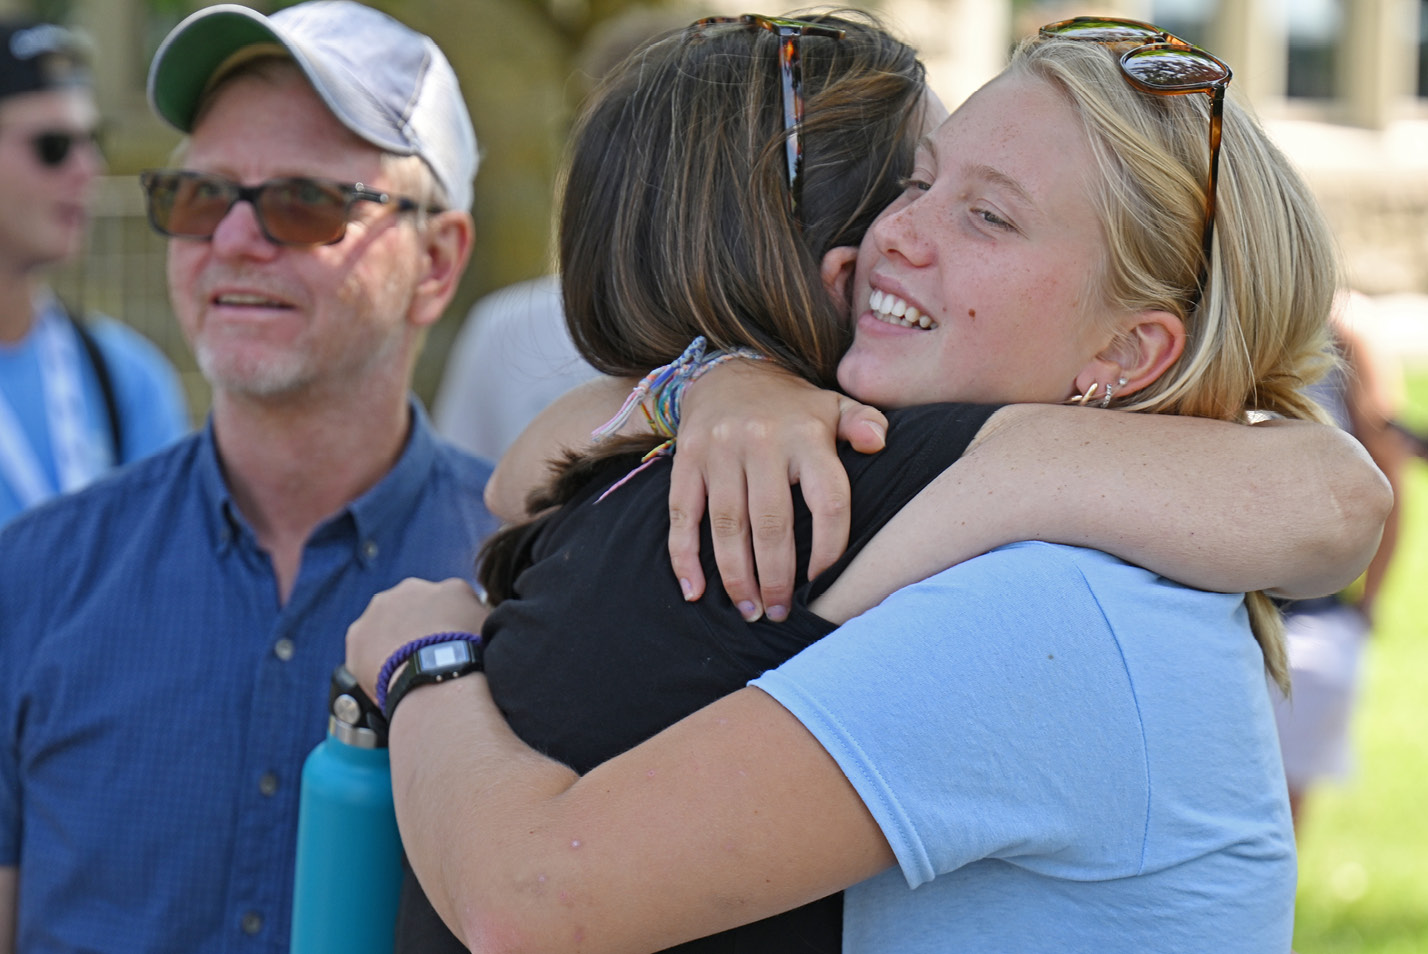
[396,402,1002,952]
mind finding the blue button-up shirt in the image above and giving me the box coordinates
[0,404,498,953]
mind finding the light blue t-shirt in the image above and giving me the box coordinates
[0,307,189,525]
[754,541,1295,953]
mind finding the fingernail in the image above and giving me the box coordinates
[867,421,886,443]
[767,604,788,622]
[680,578,695,601]
[738,601,762,622]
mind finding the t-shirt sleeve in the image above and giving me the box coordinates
[91,319,191,461]
[753,542,1151,888]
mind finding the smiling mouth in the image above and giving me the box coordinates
[214,293,290,308]
[869,289,937,329]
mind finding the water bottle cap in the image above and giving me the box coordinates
[332,693,363,726]
[327,664,389,745]
[330,715,384,749]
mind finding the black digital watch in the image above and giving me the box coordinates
[382,638,484,723]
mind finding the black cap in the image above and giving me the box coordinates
[0,20,88,102]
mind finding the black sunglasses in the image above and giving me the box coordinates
[1039,17,1232,302]
[139,169,440,247]
[688,14,845,225]
[5,128,99,168]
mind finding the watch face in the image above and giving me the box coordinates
[416,640,476,675]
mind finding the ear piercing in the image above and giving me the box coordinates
[1099,375,1129,409]
[1069,375,1128,408]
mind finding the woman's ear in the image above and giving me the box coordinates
[1071,309,1186,400]
[820,246,858,309]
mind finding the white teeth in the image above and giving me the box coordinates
[217,293,284,307]
[868,290,937,330]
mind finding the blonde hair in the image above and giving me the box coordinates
[380,152,448,218]
[1013,36,1342,692]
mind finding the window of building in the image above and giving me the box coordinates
[1151,0,1215,48]
[1285,0,1343,99]
[1418,0,1427,97]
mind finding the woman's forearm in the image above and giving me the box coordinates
[388,678,890,954]
[388,677,579,950]
[484,375,638,521]
[345,577,888,954]
[812,404,1390,623]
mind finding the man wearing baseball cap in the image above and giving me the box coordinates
[0,4,497,950]
[0,19,187,528]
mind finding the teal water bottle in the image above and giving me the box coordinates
[291,665,403,953]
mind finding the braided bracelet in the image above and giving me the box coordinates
[375,631,481,712]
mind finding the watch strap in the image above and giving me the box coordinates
[382,636,484,723]
[375,631,477,712]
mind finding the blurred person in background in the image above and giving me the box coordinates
[0,18,187,527]
[1273,289,1408,832]
[431,7,693,463]
[433,273,597,461]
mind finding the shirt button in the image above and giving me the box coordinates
[241,911,263,935]
[363,540,379,560]
[258,773,278,797]
[273,638,295,661]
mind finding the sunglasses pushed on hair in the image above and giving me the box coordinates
[139,169,441,248]
[1039,17,1231,301]
[687,14,845,227]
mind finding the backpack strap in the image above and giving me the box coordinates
[63,304,124,466]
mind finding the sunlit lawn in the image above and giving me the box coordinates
[1289,372,1428,952]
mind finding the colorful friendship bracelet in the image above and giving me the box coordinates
[591,337,765,501]
[591,336,766,444]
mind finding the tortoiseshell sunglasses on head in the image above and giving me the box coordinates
[1039,16,1233,302]
[688,14,845,226]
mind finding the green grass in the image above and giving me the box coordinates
[1288,373,1428,953]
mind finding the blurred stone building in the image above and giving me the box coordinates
[6,0,1425,413]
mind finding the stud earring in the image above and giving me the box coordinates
[1099,376,1128,409]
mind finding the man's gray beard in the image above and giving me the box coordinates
[195,342,311,399]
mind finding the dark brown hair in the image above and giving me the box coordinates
[480,10,927,601]
[560,9,927,386]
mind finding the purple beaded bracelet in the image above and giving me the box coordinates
[375,631,482,712]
